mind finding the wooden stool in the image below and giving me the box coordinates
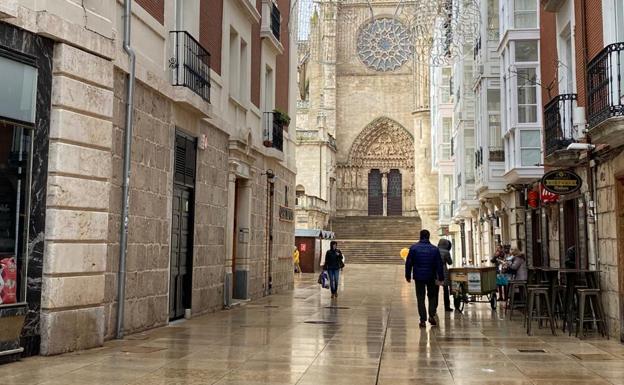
[526,286,556,336]
[507,280,527,320]
[575,288,608,339]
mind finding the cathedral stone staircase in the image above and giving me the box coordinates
[331,216,422,265]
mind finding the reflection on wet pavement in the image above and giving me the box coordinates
[1,265,623,384]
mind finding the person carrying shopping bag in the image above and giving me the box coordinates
[322,241,344,299]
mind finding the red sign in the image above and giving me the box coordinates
[540,183,559,204]
[300,243,307,252]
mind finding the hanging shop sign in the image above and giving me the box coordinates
[279,206,294,222]
[541,170,582,195]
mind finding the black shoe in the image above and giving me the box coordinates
[428,317,437,326]
[419,321,426,328]
[445,308,453,312]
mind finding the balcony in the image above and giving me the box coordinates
[263,112,284,152]
[170,31,211,102]
[587,42,624,148]
[296,195,329,213]
[261,0,283,54]
[543,94,579,166]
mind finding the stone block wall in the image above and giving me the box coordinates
[191,123,229,315]
[41,43,114,355]
[595,151,624,339]
[104,70,172,338]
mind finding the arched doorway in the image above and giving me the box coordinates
[337,117,415,217]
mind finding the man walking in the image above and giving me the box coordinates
[405,229,444,327]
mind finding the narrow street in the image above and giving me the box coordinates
[2,265,623,385]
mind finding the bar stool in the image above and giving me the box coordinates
[552,284,567,321]
[526,286,556,336]
[575,288,608,339]
[507,280,527,320]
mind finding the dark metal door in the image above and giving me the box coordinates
[170,132,196,320]
[387,169,402,216]
[368,169,382,216]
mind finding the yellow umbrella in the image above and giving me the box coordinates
[400,248,409,260]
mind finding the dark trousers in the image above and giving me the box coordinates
[415,280,439,322]
[443,285,451,309]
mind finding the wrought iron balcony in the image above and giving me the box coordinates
[263,112,284,152]
[270,2,281,41]
[544,94,578,156]
[170,31,211,102]
[587,42,624,128]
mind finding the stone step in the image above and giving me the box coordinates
[331,216,422,240]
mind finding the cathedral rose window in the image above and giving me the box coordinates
[357,18,413,72]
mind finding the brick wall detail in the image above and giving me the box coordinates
[136,0,164,24]
[201,0,223,75]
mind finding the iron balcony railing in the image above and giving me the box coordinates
[544,93,578,155]
[263,112,284,152]
[489,146,505,162]
[170,31,211,102]
[587,42,624,127]
[270,2,281,41]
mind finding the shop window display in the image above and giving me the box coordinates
[0,121,32,305]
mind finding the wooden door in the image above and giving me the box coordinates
[563,199,578,268]
[387,169,402,216]
[169,132,196,320]
[368,169,382,216]
[170,186,193,319]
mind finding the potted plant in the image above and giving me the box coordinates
[272,108,291,127]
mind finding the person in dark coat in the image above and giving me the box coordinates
[322,241,344,299]
[405,230,444,327]
[437,239,453,312]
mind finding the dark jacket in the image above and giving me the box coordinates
[437,239,453,286]
[405,238,444,282]
[324,249,343,270]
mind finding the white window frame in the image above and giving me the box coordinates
[513,0,538,29]
[512,40,540,126]
[517,129,542,167]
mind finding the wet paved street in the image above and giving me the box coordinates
[2,264,624,385]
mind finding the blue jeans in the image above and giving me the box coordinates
[327,268,340,294]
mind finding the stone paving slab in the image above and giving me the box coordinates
[1,264,622,384]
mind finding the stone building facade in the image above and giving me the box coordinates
[295,0,438,235]
[539,0,624,340]
[0,0,296,358]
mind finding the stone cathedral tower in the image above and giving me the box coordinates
[296,0,439,252]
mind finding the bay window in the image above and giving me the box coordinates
[520,129,541,166]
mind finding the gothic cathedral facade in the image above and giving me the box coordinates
[295,1,439,236]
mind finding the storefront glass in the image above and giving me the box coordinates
[0,121,32,306]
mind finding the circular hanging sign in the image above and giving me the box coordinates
[541,170,582,195]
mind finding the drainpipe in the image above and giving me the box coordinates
[117,0,136,339]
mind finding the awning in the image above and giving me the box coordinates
[295,229,336,239]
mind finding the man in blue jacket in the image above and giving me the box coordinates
[405,229,444,327]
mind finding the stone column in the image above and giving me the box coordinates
[382,171,388,216]
[224,171,237,307]
[41,43,113,355]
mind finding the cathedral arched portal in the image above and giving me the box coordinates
[336,117,417,217]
